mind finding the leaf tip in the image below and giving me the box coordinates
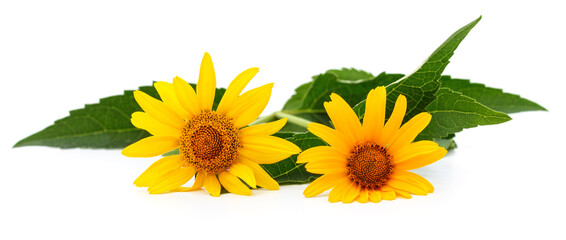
[12,141,24,148]
[504,114,513,122]
[536,103,548,112]
[13,136,33,148]
[467,15,483,29]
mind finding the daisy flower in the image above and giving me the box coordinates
[122,53,301,196]
[297,87,447,203]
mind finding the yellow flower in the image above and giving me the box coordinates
[122,53,301,196]
[297,87,447,203]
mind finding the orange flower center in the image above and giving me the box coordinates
[179,111,240,174]
[347,142,393,190]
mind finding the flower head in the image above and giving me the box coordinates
[297,87,447,203]
[122,53,301,196]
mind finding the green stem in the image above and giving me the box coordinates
[274,111,313,129]
[251,111,313,129]
[278,109,326,114]
[250,112,277,125]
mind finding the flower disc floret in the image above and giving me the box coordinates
[180,111,240,174]
[347,143,393,190]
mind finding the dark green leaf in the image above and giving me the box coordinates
[439,76,546,113]
[14,84,226,149]
[281,71,403,131]
[282,81,312,111]
[354,16,483,123]
[326,68,374,81]
[278,121,312,132]
[261,132,325,184]
[417,87,511,140]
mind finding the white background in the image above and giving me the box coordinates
[1,1,565,239]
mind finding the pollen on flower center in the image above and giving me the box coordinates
[179,111,240,174]
[347,142,393,190]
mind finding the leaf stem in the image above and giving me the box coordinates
[250,112,277,125]
[251,111,313,129]
[274,111,313,129]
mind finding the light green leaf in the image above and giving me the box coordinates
[14,84,226,149]
[417,87,512,140]
[433,134,457,150]
[439,76,546,113]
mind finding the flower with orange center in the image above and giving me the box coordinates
[297,87,447,203]
[122,53,301,196]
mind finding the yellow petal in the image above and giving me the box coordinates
[197,52,216,111]
[395,148,447,171]
[218,171,252,196]
[229,163,256,188]
[237,158,279,190]
[342,182,362,203]
[305,159,348,175]
[368,190,382,203]
[241,135,301,155]
[238,147,293,164]
[381,190,396,200]
[296,146,347,164]
[147,166,196,194]
[175,171,206,192]
[173,76,201,116]
[356,189,369,203]
[325,94,363,144]
[386,179,427,195]
[380,94,406,146]
[239,118,287,137]
[131,112,180,137]
[154,81,191,120]
[303,173,348,198]
[307,123,352,154]
[393,189,412,198]
[191,172,206,189]
[216,67,259,114]
[133,91,184,129]
[392,171,434,193]
[362,87,386,142]
[133,155,184,187]
[388,112,432,154]
[393,141,439,164]
[121,136,179,157]
[328,180,354,203]
[228,83,274,128]
[204,174,221,197]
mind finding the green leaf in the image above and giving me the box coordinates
[281,71,403,131]
[261,132,324,184]
[14,83,226,149]
[282,81,312,111]
[354,16,483,122]
[284,69,401,111]
[439,76,546,113]
[417,87,512,140]
[163,149,180,157]
[433,134,457,150]
[326,68,375,81]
